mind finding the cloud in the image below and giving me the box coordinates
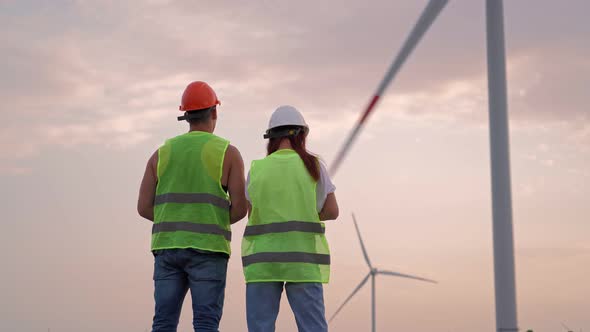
[516,183,535,197]
[1,0,588,174]
[0,165,32,176]
[518,246,590,260]
[567,168,590,178]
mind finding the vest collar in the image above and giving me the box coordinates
[186,130,213,136]
[270,149,297,158]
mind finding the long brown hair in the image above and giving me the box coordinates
[267,128,320,181]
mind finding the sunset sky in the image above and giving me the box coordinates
[1,1,589,331]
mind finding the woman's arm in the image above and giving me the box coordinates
[319,192,339,221]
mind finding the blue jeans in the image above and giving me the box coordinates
[152,249,228,332]
[246,282,328,332]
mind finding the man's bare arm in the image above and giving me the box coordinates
[226,145,247,224]
[137,151,158,221]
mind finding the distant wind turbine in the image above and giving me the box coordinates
[561,322,574,332]
[329,213,437,332]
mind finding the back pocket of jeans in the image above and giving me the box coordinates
[188,255,228,281]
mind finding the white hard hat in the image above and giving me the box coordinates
[264,105,309,139]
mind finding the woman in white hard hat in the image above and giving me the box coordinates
[241,105,339,332]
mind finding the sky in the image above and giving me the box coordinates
[1,0,589,331]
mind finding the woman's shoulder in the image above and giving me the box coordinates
[316,157,329,174]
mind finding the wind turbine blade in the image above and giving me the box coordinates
[329,273,371,323]
[352,213,372,268]
[561,322,572,331]
[377,269,437,284]
[329,0,449,176]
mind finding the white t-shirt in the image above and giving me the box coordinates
[245,160,336,212]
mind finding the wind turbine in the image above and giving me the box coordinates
[561,322,575,332]
[329,213,437,332]
[329,1,519,331]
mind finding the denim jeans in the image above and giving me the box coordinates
[152,248,228,332]
[246,282,328,332]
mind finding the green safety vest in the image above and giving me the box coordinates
[242,149,330,283]
[152,131,231,254]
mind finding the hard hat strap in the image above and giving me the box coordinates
[177,106,215,122]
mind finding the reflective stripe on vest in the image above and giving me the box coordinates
[243,220,324,236]
[242,149,330,283]
[153,221,232,241]
[152,131,231,254]
[154,193,230,210]
[242,252,330,267]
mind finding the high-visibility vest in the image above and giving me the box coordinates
[152,131,231,254]
[242,149,330,283]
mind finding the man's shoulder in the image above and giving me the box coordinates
[225,144,243,162]
[209,132,230,144]
[147,150,159,173]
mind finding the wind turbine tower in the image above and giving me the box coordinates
[329,1,521,330]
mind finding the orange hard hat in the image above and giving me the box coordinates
[179,81,220,112]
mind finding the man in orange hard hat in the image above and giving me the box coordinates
[138,81,247,332]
